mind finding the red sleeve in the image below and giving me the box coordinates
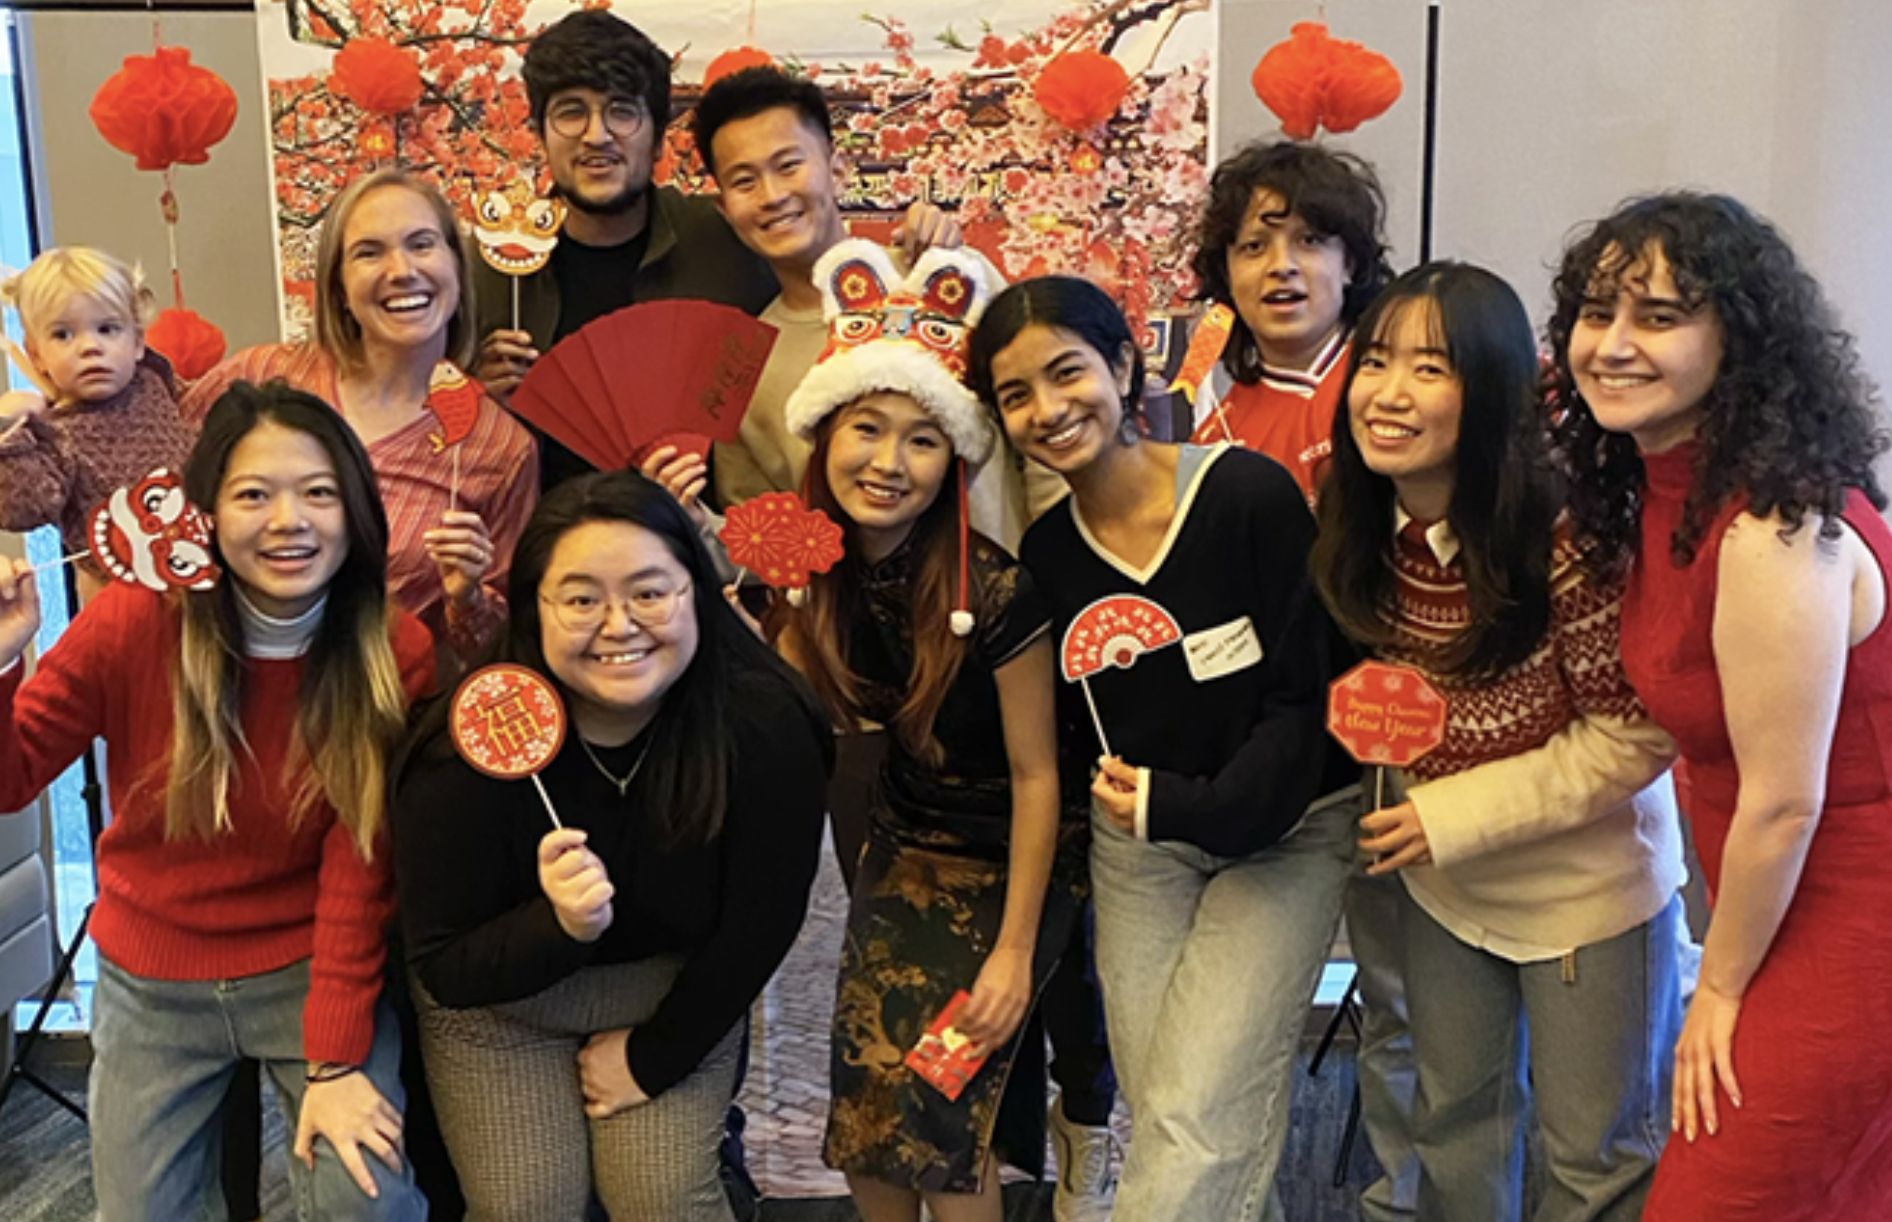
[0,584,141,812]
[179,346,302,425]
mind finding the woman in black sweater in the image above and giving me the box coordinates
[391,470,831,1222]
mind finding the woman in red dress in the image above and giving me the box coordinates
[1549,191,1892,1220]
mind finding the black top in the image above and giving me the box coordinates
[393,665,830,1096]
[549,229,652,344]
[1020,444,1356,858]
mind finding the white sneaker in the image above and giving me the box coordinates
[1049,1096,1117,1222]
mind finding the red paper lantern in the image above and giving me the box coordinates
[146,306,227,381]
[704,46,775,88]
[1322,43,1403,134]
[1252,22,1401,140]
[331,36,424,116]
[1034,50,1130,131]
[88,46,238,172]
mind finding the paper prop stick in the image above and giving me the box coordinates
[474,180,566,332]
[1058,594,1185,757]
[1326,659,1448,809]
[719,492,845,598]
[451,663,569,829]
[87,468,220,591]
[1169,303,1236,407]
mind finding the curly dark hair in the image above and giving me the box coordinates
[1312,262,1559,677]
[691,66,832,179]
[521,10,671,135]
[1191,140,1393,383]
[1548,192,1887,574]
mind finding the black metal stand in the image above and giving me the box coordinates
[0,903,91,1121]
[1308,972,1364,1188]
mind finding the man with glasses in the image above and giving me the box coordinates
[473,9,778,490]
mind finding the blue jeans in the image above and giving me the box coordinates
[90,954,426,1222]
[1090,790,1354,1222]
[1404,889,1683,1222]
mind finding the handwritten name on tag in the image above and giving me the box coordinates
[1184,617,1262,682]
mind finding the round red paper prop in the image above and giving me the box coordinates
[1060,594,1183,681]
[88,468,220,592]
[1327,660,1446,767]
[704,46,775,88]
[146,306,227,380]
[89,46,239,172]
[719,492,844,591]
[1034,50,1131,131]
[451,664,567,780]
[331,36,424,116]
[1252,21,1402,141]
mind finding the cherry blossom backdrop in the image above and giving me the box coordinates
[257,0,1214,353]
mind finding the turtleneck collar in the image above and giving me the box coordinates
[235,586,326,659]
[1639,438,1699,502]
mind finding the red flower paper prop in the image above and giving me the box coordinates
[704,46,775,88]
[88,46,238,172]
[720,492,844,591]
[146,306,226,380]
[332,37,424,116]
[451,664,567,781]
[1034,50,1131,131]
[88,468,220,592]
[1252,22,1402,140]
[425,362,483,451]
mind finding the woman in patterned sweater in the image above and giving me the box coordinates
[1310,262,1687,1222]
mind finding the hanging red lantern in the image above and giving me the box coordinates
[331,36,424,116]
[1034,50,1131,132]
[704,46,775,88]
[1321,41,1403,134]
[88,45,238,172]
[146,307,227,381]
[1252,22,1401,140]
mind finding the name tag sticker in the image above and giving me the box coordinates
[1184,617,1262,682]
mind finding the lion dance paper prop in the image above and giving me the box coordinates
[87,468,220,592]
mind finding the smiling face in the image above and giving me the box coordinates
[338,184,461,362]
[213,421,350,618]
[987,324,1135,477]
[1566,244,1726,454]
[27,292,143,403]
[711,105,847,277]
[822,392,953,561]
[1225,188,1352,371]
[541,86,655,221]
[1348,299,1463,521]
[539,519,698,742]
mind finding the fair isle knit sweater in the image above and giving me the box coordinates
[1385,513,1686,959]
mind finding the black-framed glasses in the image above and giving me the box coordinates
[540,582,692,634]
[546,97,648,141]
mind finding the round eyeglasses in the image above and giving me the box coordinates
[546,97,648,141]
[540,581,691,634]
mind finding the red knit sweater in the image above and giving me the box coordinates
[0,583,433,1063]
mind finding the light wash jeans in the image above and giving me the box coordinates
[1091,790,1355,1222]
[1404,888,1683,1222]
[90,953,425,1222]
[1345,865,1421,1220]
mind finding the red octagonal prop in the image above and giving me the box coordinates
[1327,660,1446,767]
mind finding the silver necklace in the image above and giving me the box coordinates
[577,733,653,797]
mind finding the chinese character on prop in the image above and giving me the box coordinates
[1326,659,1447,809]
[51,468,222,591]
[1059,594,1185,757]
[472,178,566,332]
[719,492,845,607]
[450,663,568,829]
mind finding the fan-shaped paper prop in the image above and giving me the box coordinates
[87,468,220,592]
[451,663,568,828]
[426,362,483,452]
[146,306,226,380]
[1034,50,1131,131]
[720,491,844,591]
[89,46,238,172]
[510,299,778,470]
[474,179,566,277]
[704,46,775,87]
[1061,594,1184,681]
[1252,22,1402,141]
[331,36,424,116]
[1170,304,1236,402]
[1327,660,1446,768]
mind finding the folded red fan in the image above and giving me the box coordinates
[509,299,777,470]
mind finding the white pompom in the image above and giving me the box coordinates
[950,609,975,637]
[787,586,808,608]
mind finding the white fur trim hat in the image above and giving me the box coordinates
[783,239,995,465]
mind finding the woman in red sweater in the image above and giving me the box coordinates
[0,381,432,1222]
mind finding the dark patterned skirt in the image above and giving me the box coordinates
[823,821,1084,1193]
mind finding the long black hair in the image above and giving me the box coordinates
[1548,192,1887,572]
[1312,262,1559,677]
[400,470,824,847]
[967,275,1145,429]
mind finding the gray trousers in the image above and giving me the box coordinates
[415,959,741,1222]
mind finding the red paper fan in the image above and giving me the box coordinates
[451,663,566,780]
[426,361,484,451]
[510,299,777,471]
[88,468,220,592]
[1060,594,1184,682]
[719,491,844,590]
